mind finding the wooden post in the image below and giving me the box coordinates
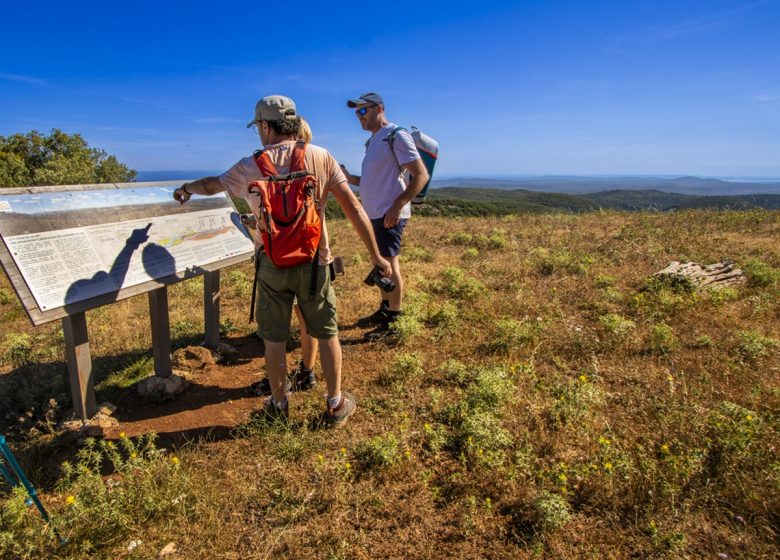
[203,270,221,349]
[62,312,97,420]
[148,286,172,378]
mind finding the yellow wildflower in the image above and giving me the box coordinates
[660,444,670,454]
[65,495,76,506]
[604,462,613,472]
[171,456,180,465]
[118,431,126,439]
[579,374,587,382]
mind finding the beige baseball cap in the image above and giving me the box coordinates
[246,95,297,127]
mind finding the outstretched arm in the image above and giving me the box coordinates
[173,176,226,204]
[328,181,391,277]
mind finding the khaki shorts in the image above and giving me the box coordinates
[256,254,338,342]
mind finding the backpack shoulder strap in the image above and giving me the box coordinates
[253,149,278,177]
[289,140,307,173]
[383,126,405,174]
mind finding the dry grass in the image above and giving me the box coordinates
[1,209,779,559]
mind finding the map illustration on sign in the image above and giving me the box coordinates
[0,185,255,312]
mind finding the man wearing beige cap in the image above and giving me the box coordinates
[173,95,391,426]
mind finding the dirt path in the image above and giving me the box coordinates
[106,335,270,445]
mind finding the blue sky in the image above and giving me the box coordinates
[1,0,779,178]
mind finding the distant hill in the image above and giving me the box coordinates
[430,176,780,196]
[415,187,780,216]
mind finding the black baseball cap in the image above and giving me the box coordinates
[346,92,384,108]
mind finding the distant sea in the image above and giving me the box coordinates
[135,170,222,182]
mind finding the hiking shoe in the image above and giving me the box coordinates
[261,395,289,422]
[250,376,291,396]
[324,392,356,428]
[290,360,316,392]
[356,305,389,328]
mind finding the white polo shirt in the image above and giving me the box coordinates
[359,123,420,220]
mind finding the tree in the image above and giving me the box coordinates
[0,129,136,187]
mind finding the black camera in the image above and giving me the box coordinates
[364,266,395,292]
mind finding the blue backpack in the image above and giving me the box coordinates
[386,126,438,204]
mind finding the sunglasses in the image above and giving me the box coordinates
[355,105,375,116]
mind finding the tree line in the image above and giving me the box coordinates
[0,129,136,187]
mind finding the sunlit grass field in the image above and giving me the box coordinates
[1,210,778,559]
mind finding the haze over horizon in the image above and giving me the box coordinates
[2,1,779,178]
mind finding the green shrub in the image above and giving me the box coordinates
[464,368,513,412]
[438,359,473,386]
[488,232,507,250]
[742,258,779,287]
[693,335,713,348]
[422,422,450,455]
[0,288,12,305]
[225,269,251,297]
[649,323,678,354]
[428,302,459,334]
[3,333,33,368]
[459,410,513,467]
[354,434,401,471]
[401,246,434,263]
[549,376,603,428]
[431,267,486,301]
[382,352,425,385]
[18,435,195,555]
[598,313,635,338]
[391,314,423,345]
[533,492,571,533]
[707,286,740,304]
[461,247,479,261]
[482,318,536,354]
[595,275,616,288]
[708,402,760,459]
[530,248,593,276]
[737,331,778,361]
[448,232,472,246]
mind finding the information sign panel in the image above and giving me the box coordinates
[0,182,255,324]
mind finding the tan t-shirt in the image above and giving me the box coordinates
[218,140,346,265]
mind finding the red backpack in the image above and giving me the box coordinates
[248,141,322,268]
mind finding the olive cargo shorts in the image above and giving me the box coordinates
[255,254,338,343]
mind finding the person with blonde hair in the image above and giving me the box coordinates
[174,96,390,425]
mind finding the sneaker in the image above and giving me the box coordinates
[249,376,291,396]
[324,392,356,428]
[261,395,289,422]
[356,304,389,328]
[290,360,316,392]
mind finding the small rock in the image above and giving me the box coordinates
[127,539,142,552]
[137,373,188,400]
[43,398,60,423]
[60,419,84,432]
[158,542,177,558]
[172,345,215,370]
[91,412,119,430]
[97,402,117,416]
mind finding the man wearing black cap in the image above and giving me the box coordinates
[341,93,429,341]
[173,95,391,426]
